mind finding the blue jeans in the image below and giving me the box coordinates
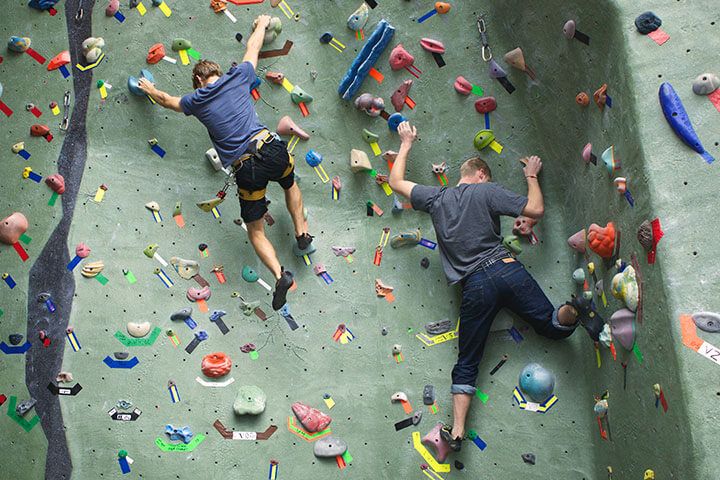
[451,257,576,395]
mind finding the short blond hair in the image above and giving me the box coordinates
[460,156,492,180]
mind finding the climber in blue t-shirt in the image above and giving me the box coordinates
[139,14,310,311]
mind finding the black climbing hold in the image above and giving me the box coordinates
[454,460,464,470]
[420,257,430,269]
[114,351,129,360]
[235,33,243,43]
[635,12,662,35]
[522,453,536,465]
[381,327,388,336]
[9,333,24,345]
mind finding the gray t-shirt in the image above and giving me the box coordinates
[411,183,528,284]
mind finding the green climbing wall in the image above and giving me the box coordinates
[2,0,720,479]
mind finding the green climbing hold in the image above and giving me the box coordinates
[242,266,259,282]
[171,38,192,52]
[362,129,379,143]
[474,129,495,151]
[502,235,522,255]
[143,243,158,258]
[290,86,313,104]
[118,450,128,458]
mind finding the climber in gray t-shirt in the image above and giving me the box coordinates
[389,121,585,455]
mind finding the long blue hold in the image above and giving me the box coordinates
[659,82,714,164]
[338,20,395,100]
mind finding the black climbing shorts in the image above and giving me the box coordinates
[234,136,295,223]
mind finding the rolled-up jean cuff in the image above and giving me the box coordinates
[451,384,477,395]
[552,306,579,331]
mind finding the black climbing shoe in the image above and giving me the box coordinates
[570,295,605,341]
[440,424,462,452]
[296,233,314,251]
[272,269,294,311]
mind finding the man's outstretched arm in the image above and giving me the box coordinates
[520,155,545,218]
[388,121,418,199]
[243,15,271,69]
[138,78,183,112]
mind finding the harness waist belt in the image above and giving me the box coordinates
[232,129,275,168]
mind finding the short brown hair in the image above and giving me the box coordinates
[192,60,222,89]
[460,156,492,180]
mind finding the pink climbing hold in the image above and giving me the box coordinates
[419,38,445,54]
[474,96,497,114]
[454,76,472,95]
[422,423,451,462]
[291,402,332,433]
[45,173,65,194]
[567,229,586,253]
[391,79,413,112]
[389,44,414,71]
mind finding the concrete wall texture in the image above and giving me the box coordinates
[1,0,719,479]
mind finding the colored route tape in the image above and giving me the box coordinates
[0,341,32,354]
[6,396,41,432]
[155,434,205,452]
[103,356,139,368]
[47,382,83,396]
[114,327,162,346]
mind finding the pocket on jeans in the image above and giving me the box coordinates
[461,282,485,308]
[504,264,540,298]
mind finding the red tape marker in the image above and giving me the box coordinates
[708,88,720,113]
[30,106,42,118]
[0,101,13,117]
[13,242,29,262]
[25,48,47,65]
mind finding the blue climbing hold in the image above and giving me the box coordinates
[305,150,323,167]
[338,20,396,100]
[518,363,555,403]
[659,82,714,164]
[28,0,59,11]
[165,424,193,444]
[387,113,406,132]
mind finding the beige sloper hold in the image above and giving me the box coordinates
[81,261,104,278]
[145,201,160,212]
[127,321,152,338]
[170,257,199,280]
[350,149,372,173]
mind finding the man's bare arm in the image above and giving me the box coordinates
[520,156,545,218]
[243,15,271,69]
[388,121,418,199]
[137,78,183,113]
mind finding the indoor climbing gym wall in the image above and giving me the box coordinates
[1,0,720,479]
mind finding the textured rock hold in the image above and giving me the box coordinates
[81,261,104,278]
[474,96,497,114]
[692,312,720,333]
[276,115,309,140]
[233,385,267,415]
[45,174,65,194]
[47,50,71,71]
[587,222,615,258]
[635,11,662,34]
[187,286,211,302]
[127,321,151,338]
[389,44,414,70]
[170,257,199,280]
[610,309,636,350]
[391,79,413,112]
[567,229,586,253]
[350,149,372,172]
[422,423,451,462]
[347,3,369,31]
[291,402,332,432]
[201,352,232,378]
[692,73,720,95]
[8,36,31,53]
[81,37,105,63]
[419,38,445,54]
[354,93,384,117]
[171,38,192,51]
[105,0,119,16]
[576,92,589,107]
[146,43,165,64]
[454,76,472,95]
[75,242,91,258]
[9,333,24,345]
[519,363,555,403]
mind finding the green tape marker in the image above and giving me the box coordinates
[19,233,31,245]
[475,390,489,404]
[114,327,162,347]
[48,191,59,206]
[187,48,201,60]
[632,341,644,364]
[471,85,484,96]
[123,269,137,284]
[155,434,205,452]
[95,273,109,285]
[0,307,4,317]
[6,396,41,432]
[341,450,353,463]
[249,351,259,360]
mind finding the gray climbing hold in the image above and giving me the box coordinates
[635,12,662,35]
[522,453,536,465]
[412,410,423,425]
[16,398,37,416]
[114,352,129,360]
[8,333,23,345]
[171,307,193,322]
[692,312,720,333]
[692,73,720,95]
[425,319,452,335]
[313,435,348,457]
[233,385,267,415]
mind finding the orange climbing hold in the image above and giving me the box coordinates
[587,222,616,258]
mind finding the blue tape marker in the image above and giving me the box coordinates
[103,356,140,369]
[624,190,635,207]
[0,341,32,354]
[419,238,437,250]
[417,9,438,23]
[509,326,524,343]
[114,11,126,23]
[67,255,82,271]
[606,95,613,108]
[119,456,130,474]
[484,113,490,130]
[28,171,42,183]
[18,149,31,160]
[184,318,197,330]
[45,298,56,312]
[151,145,166,158]
[3,274,17,289]
[59,65,70,78]
[472,435,487,451]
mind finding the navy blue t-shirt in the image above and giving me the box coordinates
[181,61,265,167]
